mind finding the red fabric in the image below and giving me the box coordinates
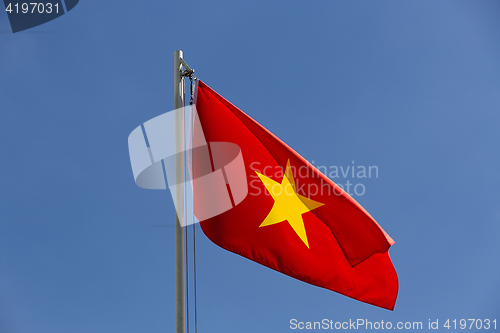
[195,81,398,310]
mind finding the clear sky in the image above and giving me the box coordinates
[1,1,499,332]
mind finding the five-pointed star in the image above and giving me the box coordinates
[256,160,324,248]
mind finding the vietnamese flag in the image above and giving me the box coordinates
[194,80,398,310]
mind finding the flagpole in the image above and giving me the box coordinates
[174,49,186,333]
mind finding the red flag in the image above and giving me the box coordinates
[193,80,398,310]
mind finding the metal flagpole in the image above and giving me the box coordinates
[174,49,185,333]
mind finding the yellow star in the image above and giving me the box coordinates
[256,160,324,248]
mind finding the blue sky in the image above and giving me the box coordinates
[1,1,499,332]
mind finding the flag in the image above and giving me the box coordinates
[192,80,398,310]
